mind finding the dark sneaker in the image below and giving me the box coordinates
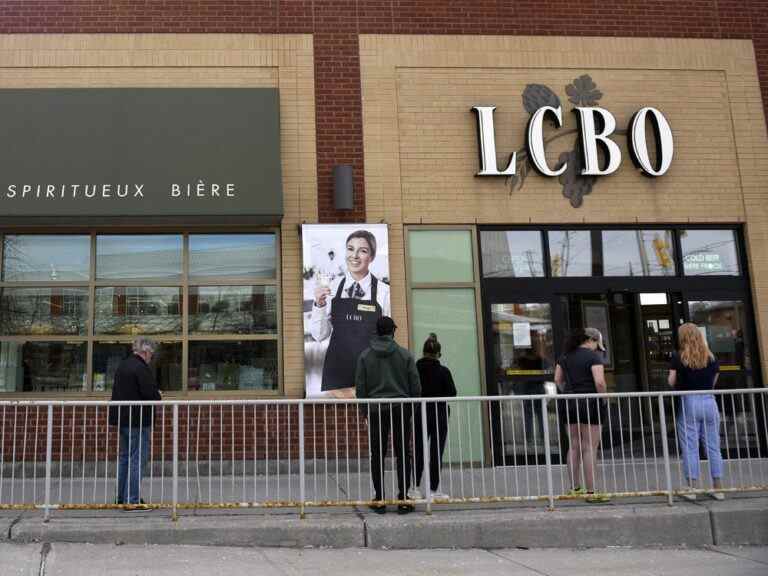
[397,503,415,515]
[368,503,387,515]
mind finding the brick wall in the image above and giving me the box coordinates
[1,1,765,223]
[0,404,369,463]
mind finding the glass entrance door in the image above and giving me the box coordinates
[489,301,559,464]
[638,292,680,391]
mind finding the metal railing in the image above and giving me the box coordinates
[0,388,766,520]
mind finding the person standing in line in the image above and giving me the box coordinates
[554,327,609,503]
[355,316,421,514]
[409,333,456,501]
[668,322,724,501]
[108,337,162,510]
[311,230,390,397]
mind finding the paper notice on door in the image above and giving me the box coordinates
[513,322,531,347]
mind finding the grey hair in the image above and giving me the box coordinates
[132,337,157,355]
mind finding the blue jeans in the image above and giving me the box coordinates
[117,426,151,504]
[677,395,723,482]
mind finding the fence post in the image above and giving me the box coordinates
[43,404,53,523]
[420,400,432,514]
[541,397,555,510]
[172,403,179,521]
[298,403,306,519]
[658,395,674,506]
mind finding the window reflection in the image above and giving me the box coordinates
[188,340,278,391]
[95,287,182,335]
[548,231,592,277]
[92,341,182,391]
[97,235,182,280]
[189,234,276,279]
[688,301,748,370]
[681,230,740,276]
[189,286,277,334]
[481,231,544,278]
[3,235,90,281]
[0,341,86,392]
[602,230,675,276]
[491,303,554,380]
[0,288,88,335]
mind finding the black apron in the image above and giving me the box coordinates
[321,276,382,391]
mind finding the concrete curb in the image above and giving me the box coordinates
[365,504,713,549]
[6,497,768,549]
[12,513,364,548]
[702,498,768,546]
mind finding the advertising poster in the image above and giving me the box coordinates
[302,224,390,398]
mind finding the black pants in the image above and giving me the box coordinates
[413,404,449,492]
[368,403,413,501]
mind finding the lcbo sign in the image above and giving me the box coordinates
[472,105,674,178]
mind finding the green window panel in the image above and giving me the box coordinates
[411,288,482,463]
[408,230,474,284]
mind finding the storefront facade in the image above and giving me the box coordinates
[0,7,767,418]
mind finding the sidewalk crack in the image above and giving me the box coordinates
[256,548,290,575]
[38,542,52,576]
[485,549,554,576]
[8,513,23,540]
[704,545,768,567]
[331,473,369,547]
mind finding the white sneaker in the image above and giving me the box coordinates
[710,492,725,501]
[680,493,697,502]
[429,490,450,500]
[407,487,423,500]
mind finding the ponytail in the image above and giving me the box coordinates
[423,332,442,357]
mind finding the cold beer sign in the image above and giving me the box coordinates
[472,105,674,178]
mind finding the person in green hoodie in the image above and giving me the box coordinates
[355,316,421,514]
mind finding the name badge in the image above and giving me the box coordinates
[358,304,376,313]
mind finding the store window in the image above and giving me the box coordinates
[190,234,276,279]
[97,235,183,280]
[0,232,279,394]
[3,235,90,282]
[547,231,592,277]
[602,229,675,277]
[681,229,740,276]
[481,231,544,278]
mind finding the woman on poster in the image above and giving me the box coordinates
[310,229,390,395]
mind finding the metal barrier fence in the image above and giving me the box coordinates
[0,389,766,520]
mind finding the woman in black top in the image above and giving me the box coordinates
[554,327,608,501]
[667,322,723,500]
[409,333,457,500]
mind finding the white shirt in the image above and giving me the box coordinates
[309,272,391,342]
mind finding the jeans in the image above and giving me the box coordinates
[677,395,723,482]
[117,426,151,504]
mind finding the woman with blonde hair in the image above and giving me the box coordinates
[668,323,724,500]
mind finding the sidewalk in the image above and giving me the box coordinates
[3,543,768,576]
[2,493,766,550]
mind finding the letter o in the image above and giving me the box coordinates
[628,107,674,177]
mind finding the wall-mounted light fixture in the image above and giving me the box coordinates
[333,164,354,210]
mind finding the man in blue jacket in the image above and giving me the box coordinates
[108,337,162,509]
[355,316,421,514]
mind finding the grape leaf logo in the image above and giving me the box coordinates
[505,74,625,207]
